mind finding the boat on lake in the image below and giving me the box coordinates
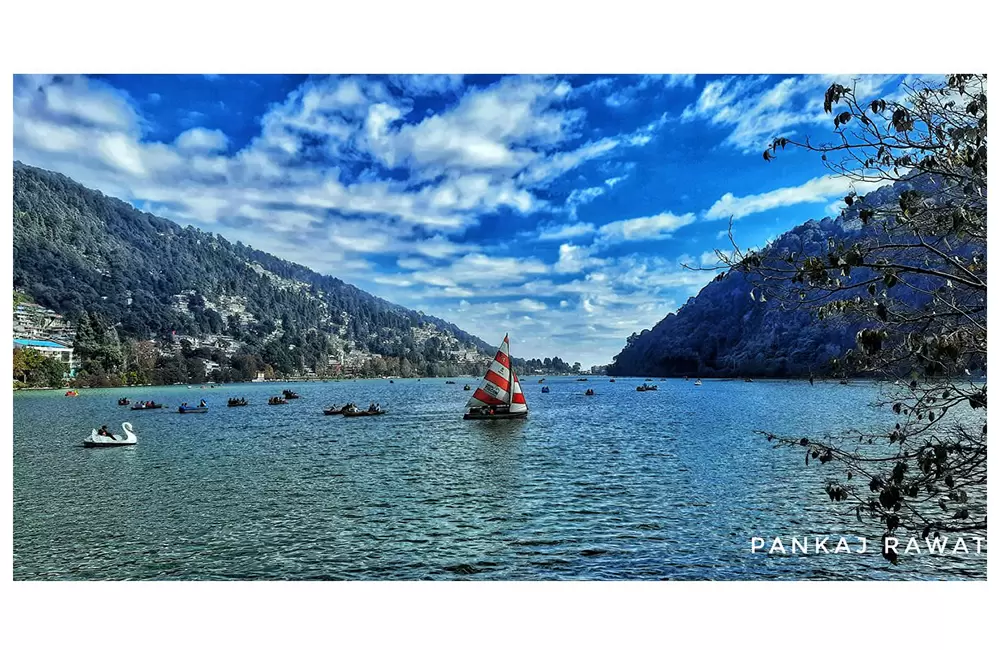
[282,389,300,399]
[541,386,550,393]
[463,384,471,390]
[446,381,456,384]
[83,422,136,447]
[227,398,248,407]
[268,396,288,405]
[323,404,352,416]
[585,389,595,396]
[117,397,130,406]
[464,333,528,420]
[636,384,658,392]
[131,402,164,410]
[694,379,703,386]
[344,408,386,417]
[178,402,208,413]
[65,390,78,397]
[609,379,616,383]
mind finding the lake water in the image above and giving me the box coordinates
[13,378,986,580]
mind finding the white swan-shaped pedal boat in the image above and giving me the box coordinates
[83,422,137,447]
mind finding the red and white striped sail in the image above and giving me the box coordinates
[466,333,528,413]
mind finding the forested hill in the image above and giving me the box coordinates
[608,174,972,378]
[13,162,496,381]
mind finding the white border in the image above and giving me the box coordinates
[3,0,995,647]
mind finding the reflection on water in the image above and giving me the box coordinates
[13,378,985,580]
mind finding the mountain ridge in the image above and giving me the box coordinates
[13,162,509,382]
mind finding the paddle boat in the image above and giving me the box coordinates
[463,384,471,391]
[83,422,137,447]
[178,401,209,413]
[131,401,165,410]
[541,386,550,393]
[65,390,79,397]
[227,398,248,407]
[636,383,658,392]
[694,379,703,386]
[585,389,595,396]
[117,397,130,406]
[269,396,288,405]
[446,381,456,385]
[609,378,616,383]
[282,389,300,400]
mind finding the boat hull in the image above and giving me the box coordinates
[84,439,137,447]
[343,410,386,417]
[178,407,208,413]
[463,411,528,420]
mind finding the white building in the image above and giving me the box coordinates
[13,338,78,376]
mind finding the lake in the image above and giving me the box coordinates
[12,377,986,580]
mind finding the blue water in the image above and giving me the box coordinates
[13,378,986,580]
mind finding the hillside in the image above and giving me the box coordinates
[608,175,978,378]
[13,162,498,383]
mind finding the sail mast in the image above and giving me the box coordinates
[505,333,512,406]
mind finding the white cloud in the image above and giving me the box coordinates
[597,211,696,243]
[554,243,604,273]
[703,174,891,221]
[536,221,597,241]
[175,127,229,152]
[681,74,900,152]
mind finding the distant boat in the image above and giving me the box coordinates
[538,378,545,383]
[65,390,79,397]
[282,389,300,399]
[446,381,456,384]
[636,384,658,392]
[541,386,550,393]
[577,378,588,382]
[585,389,595,396]
[227,398,248,407]
[463,384,471,391]
[464,333,528,420]
[609,378,615,383]
[694,379,703,386]
[268,396,288,405]
[131,402,164,410]
[178,404,208,413]
[344,408,386,418]
[117,397,130,406]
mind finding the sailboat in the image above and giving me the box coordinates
[463,333,528,420]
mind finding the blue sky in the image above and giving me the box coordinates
[12,73,918,366]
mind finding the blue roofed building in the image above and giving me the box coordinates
[13,338,78,377]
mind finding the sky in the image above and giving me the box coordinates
[12,73,921,367]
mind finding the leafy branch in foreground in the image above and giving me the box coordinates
[720,74,986,562]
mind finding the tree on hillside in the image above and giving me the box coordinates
[715,74,986,561]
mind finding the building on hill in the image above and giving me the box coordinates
[13,301,76,345]
[13,338,78,377]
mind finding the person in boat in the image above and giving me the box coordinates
[199,399,207,407]
[376,402,380,412]
[98,424,116,440]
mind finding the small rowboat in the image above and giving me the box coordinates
[118,398,130,406]
[541,386,550,393]
[343,409,386,417]
[178,405,208,413]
